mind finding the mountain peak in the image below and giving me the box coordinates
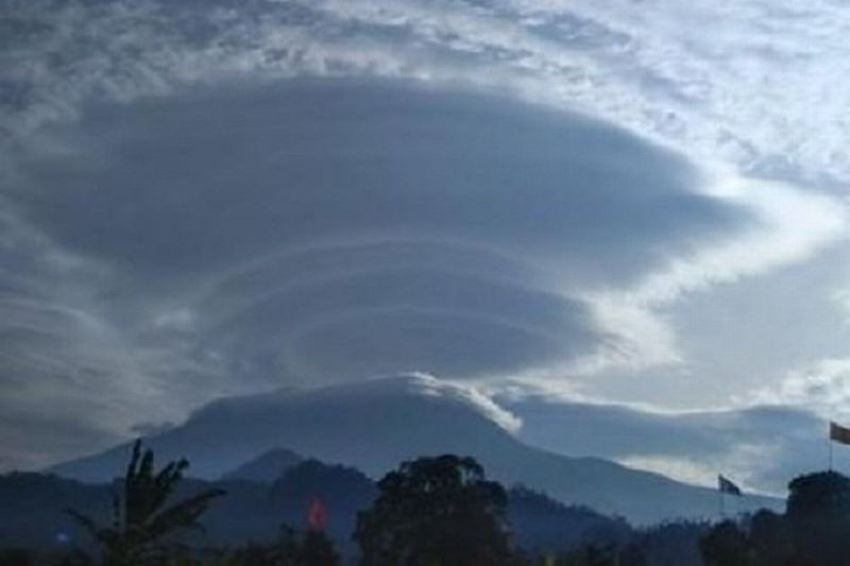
[191,373,521,435]
[221,447,303,483]
[49,376,778,524]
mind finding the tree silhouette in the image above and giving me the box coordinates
[699,521,749,566]
[554,542,648,565]
[0,548,31,566]
[353,454,515,566]
[66,439,225,565]
[786,471,850,565]
[699,471,850,566]
[747,509,791,566]
[297,530,340,566]
[222,525,339,566]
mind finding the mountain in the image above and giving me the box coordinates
[221,447,303,483]
[50,374,778,524]
[0,472,109,549]
[507,485,632,553]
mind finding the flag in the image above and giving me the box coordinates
[307,496,328,531]
[718,475,742,497]
[830,421,850,445]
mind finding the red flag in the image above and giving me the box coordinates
[307,496,328,531]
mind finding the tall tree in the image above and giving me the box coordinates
[67,439,225,565]
[786,471,850,565]
[354,454,515,566]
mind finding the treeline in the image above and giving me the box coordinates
[4,442,850,565]
[701,471,850,566]
[0,443,647,565]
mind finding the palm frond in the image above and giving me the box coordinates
[145,488,226,541]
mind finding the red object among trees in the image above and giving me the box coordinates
[307,496,328,531]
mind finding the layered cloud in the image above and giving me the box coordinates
[5,81,740,397]
[503,392,828,495]
[2,0,850,481]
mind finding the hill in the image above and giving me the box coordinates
[50,374,778,524]
[221,447,303,483]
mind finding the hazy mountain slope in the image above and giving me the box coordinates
[221,447,303,483]
[507,486,632,553]
[51,375,778,524]
[503,394,824,494]
[0,472,108,549]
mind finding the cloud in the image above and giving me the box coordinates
[534,0,850,183]
[2,0,850,479]
[751,358,850,422]
[504,392,827,494]
[7,0,850,185]
[396,372,523,433]
[7,81,740,391]
[0,411,122,472]
[568,174,848,375]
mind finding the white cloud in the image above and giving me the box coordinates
[751,358,850,421]
[506,0,850,182]
[571,173,849,375]
[618,444,777,494]
[5,0,850,188]
[505,392,828,494]
[406,372,523,433]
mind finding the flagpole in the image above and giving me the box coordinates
[830,438,834,471]
[717,478,721,518]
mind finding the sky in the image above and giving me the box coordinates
[3,0,850,493]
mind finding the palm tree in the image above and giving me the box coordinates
[67,439,225,565]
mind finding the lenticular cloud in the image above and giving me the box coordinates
[4,0,850,472]
[8,81,741,391]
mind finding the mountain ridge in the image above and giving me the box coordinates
[50,374,779,524]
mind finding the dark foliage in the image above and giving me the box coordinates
[66,439,225,565]
[700,521,749,566]
[29,449,850,566]
[786,471,850,565]
[548,542,647,565]
[747,509,792,566]
[354,454,517,565]
[700,470,850,566]
[0,464,635,561]
[635,520,707,566]
[0,548,31,566]
[298,530,341,566]
[222,525,339,566]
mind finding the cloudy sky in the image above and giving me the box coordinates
[3,0,850,493]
